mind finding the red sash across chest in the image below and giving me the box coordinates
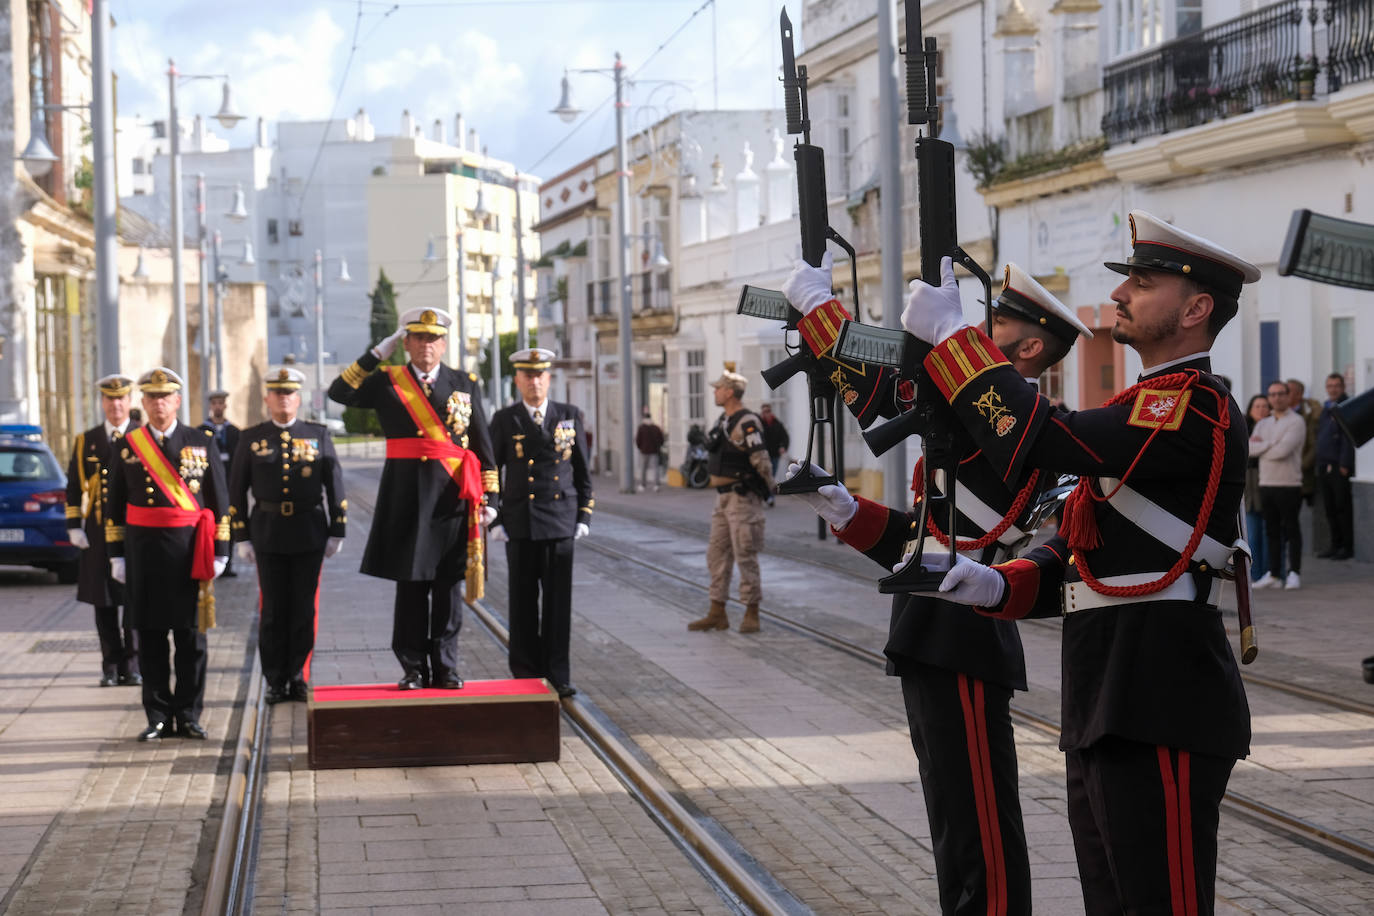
[124,427,217,581]
[381,366,483,528]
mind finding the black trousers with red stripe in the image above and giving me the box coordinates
[255,547,325,688]
[902,667,1031,916]
[1066,736,1235,915]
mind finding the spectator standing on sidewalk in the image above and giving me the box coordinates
[759,403,790,476]
[1243,394,1271,582]
[1251,380,1307,589]
[1315,373,1356,560]
[1287,378,1322,505]
[634,406,665,491]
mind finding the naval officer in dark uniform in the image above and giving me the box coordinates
[487,348,593,698]
[782,260,1092,915]
[199,390,241,577]
[230,368,346,704]
[905,211,1255,915]
[328,307,499,689]
[65,373,142,686]
[106,368,230,741]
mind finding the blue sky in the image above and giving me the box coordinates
[112,0,803,179]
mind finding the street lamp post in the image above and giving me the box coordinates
[514,179,528,351]
[166,60,242,421]
[310,250,351,421]
[554,53,636,493]
[196,175,211,411]
[91,0,119,380]
[490,257,505,407]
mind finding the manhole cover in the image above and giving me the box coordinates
[30,638,102,653]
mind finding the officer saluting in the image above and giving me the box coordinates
[488,348,593,698]
[782,259,1092,915]
[328,307,499,690]
[229,368,346,704]
[106,368,230,741]
[907,212,1255,915]
[65,373,142,687]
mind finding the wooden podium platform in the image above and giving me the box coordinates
[307,679,561,769]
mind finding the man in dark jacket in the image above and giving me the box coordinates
[65,373,141,686]
[230,368,347,703]
[328,307,499,689]
[107,368,230,741]
[759,403,789,476]
[1315,372,1356,559]
[488,348,593,697]
[634,406,665,491]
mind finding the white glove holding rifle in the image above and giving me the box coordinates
[901,256,970,345]
[898,552,1007,608]
[782,460,858,530]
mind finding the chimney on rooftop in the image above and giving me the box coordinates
[192,114,205,151]
[433,118,446,145]
[356,108,374,141]
[454,114,466,151]
[401,109,415,138]
[468,128,479,157]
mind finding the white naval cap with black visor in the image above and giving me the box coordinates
[1104,210,1261,299]
[994,263,1094,343]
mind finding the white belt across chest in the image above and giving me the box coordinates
[1061,477,1238,613]
[931,470,1026,549]
[918,536,1008,567]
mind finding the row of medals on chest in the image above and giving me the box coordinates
[513,424,576,460]
[250,431,320,487]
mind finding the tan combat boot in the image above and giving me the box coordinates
[687,601,729,631]
[738,604,761,633]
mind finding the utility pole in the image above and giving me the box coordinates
[613,52,637,494]
[514,177,528,351]
[878,0,907,510]
[91,0,120,381]
[212,230,225,393]
[168,60,189,422]
[196,175,210,414]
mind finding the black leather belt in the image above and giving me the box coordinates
[256,499,316,517]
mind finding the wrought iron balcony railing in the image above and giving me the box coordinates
[1103,0,1307,145]
[1326,0,1374,92]
[585,269,671,318]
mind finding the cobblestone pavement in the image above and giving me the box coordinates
[3,455,1371,914]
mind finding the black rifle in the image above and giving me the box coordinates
[735,8,859,496]
[831,0,994,593]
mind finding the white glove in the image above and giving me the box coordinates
[780,251,835,316]
[109,557,126,583]
[69,528,90,550]
[901,256,970,344]
[236,541,256,563]
[479,505,498,528]
[783,460,858,529]
[324,537,344,558]
[909,554,1007,608]
[489,524,508,542]
[213,556,228,579]
[575,522,590,540]
[370,327,407,361]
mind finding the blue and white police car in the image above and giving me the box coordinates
[0,424,80,583]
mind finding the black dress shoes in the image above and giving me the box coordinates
[177,720,208,739]
[118,672,142,686]
[265,684,290,705]
[289,679,309,701]
[137,722,166,742]
[99,672,119,687]
[554,683,577,698]
[433,675,465,690]
[397,672,425,690]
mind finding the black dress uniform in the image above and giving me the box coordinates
[918,211,1255,915]
[328,309,499,688]
[66,401,142,685]
[200,404,241,575]
[490,375,593,694]
[107,371,231,738]
[230,373,345,699]
[794,263,1092,916]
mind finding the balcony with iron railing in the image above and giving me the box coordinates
[1102,0,1374,146]
[586,269,672,320]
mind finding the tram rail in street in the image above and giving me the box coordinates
[577,533,1374,877]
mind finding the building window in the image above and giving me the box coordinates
[1260,320,1280,388]
[288,219,303,237]
[1332,316,1355,392]
[686,349,705,424]
[266,218,279,244]
[131,158,146,175]
[1113,0,1164,57]
[1039,361,1065,405]
[1176,0,1202,38]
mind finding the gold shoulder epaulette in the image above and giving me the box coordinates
[469,372,478,382]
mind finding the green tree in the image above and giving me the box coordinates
[342,269,402,435]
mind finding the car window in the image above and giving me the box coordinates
[0,447,60,481]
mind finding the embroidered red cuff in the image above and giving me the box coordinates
[977,557,1039,620]
[835,495,887,551]
[796,299,851,357]
[923,326,1010,401]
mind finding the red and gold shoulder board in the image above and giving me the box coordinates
[1127,387,1191,431]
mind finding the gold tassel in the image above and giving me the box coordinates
[197,581,217,633]
[465,507,485,601]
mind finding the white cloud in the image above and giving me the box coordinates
[358,30,527,132]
